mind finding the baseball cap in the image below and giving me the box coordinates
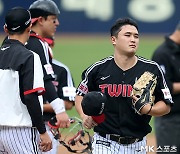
[5,7,31,32]
[29,0,60,24]
[81,91,106,116]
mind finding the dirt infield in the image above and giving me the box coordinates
[58,133,157,154]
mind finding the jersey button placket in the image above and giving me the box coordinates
[122,72,125,83]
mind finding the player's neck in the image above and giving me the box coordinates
[114,53,137,71]
[31,26,44,37]
[8,34,28,45]
[169,30,180,45]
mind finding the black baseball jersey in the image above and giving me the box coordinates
[52,59,75,101]
[26,32,54,81]
[76,55,173,138]
[152,36,180,114]
[0,39,45,127]
[43,59,76,121]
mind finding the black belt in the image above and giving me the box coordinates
[99,133,143,145]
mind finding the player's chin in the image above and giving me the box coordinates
[50,32,55,37]
[127,50,136,56]
[48,31,55,37]
[130,47,137,52]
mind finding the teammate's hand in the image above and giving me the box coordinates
[82,115,97,129]
[56,112,70,128]
[39,132,52,152]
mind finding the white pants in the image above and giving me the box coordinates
[0,126,41,154]
[42,123,59,154]
[92,133,147,154]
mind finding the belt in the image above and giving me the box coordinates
[98,133,143,145]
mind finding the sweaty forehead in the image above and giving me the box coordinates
[119,25,138,34]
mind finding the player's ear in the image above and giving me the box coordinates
[37,16,44,25]
[111,36,116,45]
[27,23,32,33]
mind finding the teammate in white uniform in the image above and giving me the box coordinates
[0,7,52,153]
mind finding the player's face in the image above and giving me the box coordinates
[41,15,59,37]
[111,25,139,55]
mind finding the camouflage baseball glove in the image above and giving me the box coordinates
[131,71,157,115]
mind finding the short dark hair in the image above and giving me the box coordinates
[7,29,26,35]
[110,17,138,37]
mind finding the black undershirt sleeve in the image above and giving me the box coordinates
[44,79,58,102]
[24,93,46,134]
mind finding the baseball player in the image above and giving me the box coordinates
[0,7,52,153]
[75,18,173,154]
[26,0,70,129]
[152,21,180,153]
[42,37,76,154]
[44,37,76,111]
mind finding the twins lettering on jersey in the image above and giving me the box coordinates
[99,84,133,97]
[78,82,133,98]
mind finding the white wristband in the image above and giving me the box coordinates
[50,98,65,114]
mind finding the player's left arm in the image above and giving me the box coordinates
[143,67,173,116]
[140,100,171,116]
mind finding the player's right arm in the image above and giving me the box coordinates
[75,68,98,129]
[75,95,85,119]
[75,95,96,129]
[26,37,70,128]
[44,79,70,128]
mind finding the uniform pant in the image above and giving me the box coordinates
[155,115,180,154]
[42,123,59,154]
[92,133,146,154]
[0,126,41,154]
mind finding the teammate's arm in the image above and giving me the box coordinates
[26,39,70,128]
[44,79,70,128]
[56,65,75,110]
[22,52,52,151]
[24,93,46,134]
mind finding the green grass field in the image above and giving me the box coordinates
[0,33,164,133]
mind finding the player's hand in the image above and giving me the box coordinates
[56,112,70,128]
[39,132,52,152]
[132,95,152,115]
[82,115,97,129]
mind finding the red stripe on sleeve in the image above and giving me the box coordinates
[24,87,45,95]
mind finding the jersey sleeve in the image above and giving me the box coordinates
[154,64,173,105]
[23,52,45,95]
[56,66,76,101]
[26,37,54,81]
[152,49,173,92]
[76,66,96,96]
